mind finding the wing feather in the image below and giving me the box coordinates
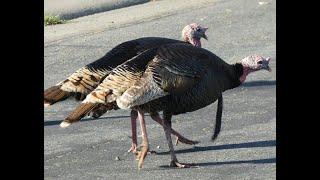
[117,44,210,109]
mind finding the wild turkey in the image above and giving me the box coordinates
[59,43,271,169]
[44,23,208,146]
[87,22,208,119]
[44,23,207,107]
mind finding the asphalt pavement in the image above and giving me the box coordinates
[44,0,149,20]
[44,0,276,179]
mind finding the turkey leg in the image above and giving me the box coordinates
[162,112,198,168]
[136,109,149,169]
[127,110,138,153]
[150,112,199,145]
[89,107,198,146]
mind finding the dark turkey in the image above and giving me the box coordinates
[45,23,208,148]
[60,43,271,169]
[44,23,207,107]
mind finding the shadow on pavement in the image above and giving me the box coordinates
[43,115,131,126]
[156,140,276,155]
[197,157,276,166]
[158,157,276,168]
[44,113,155,126]
[241,80,276,87]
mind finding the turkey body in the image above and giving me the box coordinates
[51,37,202,149]
[64,42,243,127]
[113,43,242,115]
[88,43,244,168]
[44,37,192,105]
[49,36,204,148]
[62,42,254,169]
[60,35,273,169]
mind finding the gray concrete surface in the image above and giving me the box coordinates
[44,0,217,44]
[44,0,276,179]
[44,0,150,20]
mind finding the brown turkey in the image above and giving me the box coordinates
[60,43,271,169]
[45,23,208,146]
[44,23,207,107]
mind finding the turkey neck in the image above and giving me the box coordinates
[221,62,243,91]
[208,60,243,93]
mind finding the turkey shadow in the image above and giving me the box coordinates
[196,157,276,166]
[43,115,134,126]
[158,157,276,168]
[241,80,276,87]
[156,140,276,155]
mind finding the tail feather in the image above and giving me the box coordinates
[211,95,223,142]
[62,103,98,126]
[88,102,119,118]
[44,85,71,106]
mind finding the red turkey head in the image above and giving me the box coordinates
[182,23,208,47]
[239,55,271,83]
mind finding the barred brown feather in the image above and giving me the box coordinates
[64,103,98,124]
[44,85,70,105]
[59,67,105,94]
[45,38,187,106]
[61,48,159,124]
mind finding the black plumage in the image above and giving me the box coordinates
[61,43,271,168]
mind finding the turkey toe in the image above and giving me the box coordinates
[169,161,199,168]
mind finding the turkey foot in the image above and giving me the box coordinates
[135,145,149,161]
[128,143,137,153]
[169,160,199,168]
[133,145,157,156]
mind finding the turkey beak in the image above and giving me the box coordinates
[264,65,272,72]
[201,27,208,40]
[202,33,208,40]
[262,57,272,72]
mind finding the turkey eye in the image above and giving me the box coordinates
[257,61,263,64]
